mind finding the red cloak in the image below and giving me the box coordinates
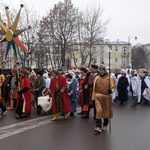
[17,76,32,113]
[50,75,70,113]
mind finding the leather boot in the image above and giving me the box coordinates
[81,112,89,119]
[8,99,14,110]
[51,114,59,121]
[94,119,102,133]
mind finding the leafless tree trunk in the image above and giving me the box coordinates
[37,0,80,68]
[81,6,108,67]
[132,46,149,69]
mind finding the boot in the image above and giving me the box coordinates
[93,107,96,120]
[102,126,108,132]
[70,112,74,117]
[51,113,59,121]
[96,119,101,127]
[64,113,69,119]
[8,99,14,110]
[81,112,89,119]
[102,118,109,131]
[94,127,102,133]
[94,119,102,133]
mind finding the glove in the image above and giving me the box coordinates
[34,88,39,92]
[15,81,18,86]
[18,87,29,94]
[108,89,112,94]
[84,84,88,89]
[60,87,65,93]
[18,90,22,95]
[68,90,73,96]
[90,100,95,107]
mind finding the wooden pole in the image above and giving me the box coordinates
[108,44,112,133]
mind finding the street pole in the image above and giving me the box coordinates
[108,42,112,133]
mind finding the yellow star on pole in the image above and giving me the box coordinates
[0,4,31,59]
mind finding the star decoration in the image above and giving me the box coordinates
[0,4,31,59]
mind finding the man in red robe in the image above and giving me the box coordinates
[16,68,32,118]
[50,69,70,121]
[78,67,88,114]
[81,64,99,119]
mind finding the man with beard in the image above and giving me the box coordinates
[92,64,115,133]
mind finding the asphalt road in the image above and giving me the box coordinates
[0,102,150,150]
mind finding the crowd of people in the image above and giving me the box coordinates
[0,64,150,134]
[114,67,150,106]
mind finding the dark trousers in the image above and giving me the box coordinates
[96,118,109,128]
[0,99,6,114]
[16,97,23,116]
[82,103,96,119]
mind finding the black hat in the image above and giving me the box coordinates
[80,67,88,73]
[91,64,98,70]
[53,69,60,75]
[37,70,43,76]
[66,74,73,79]
[20,68,30,75]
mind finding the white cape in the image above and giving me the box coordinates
[38,95,52,112]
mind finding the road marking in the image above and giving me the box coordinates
[0,116,51,140]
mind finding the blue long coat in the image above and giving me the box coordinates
[68,77,78,112]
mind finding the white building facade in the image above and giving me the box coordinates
[70,40,131,70]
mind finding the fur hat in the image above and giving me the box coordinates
[80,67,88,73]
[121,69,126,74]
[43,73,49,78]
[11,68,17,74]
[53,69,60,75]
[99,64,106,70]
[66,74,73,79]
[20,68,30,76]
[91,64,98,70]
[36,70,44,76]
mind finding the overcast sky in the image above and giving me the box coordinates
[1,0,150,44]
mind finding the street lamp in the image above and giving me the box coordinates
[105,39,112,73]
[108,44,112,74]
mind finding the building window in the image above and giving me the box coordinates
[122,57,126,66]
[122,47,127,55]
[115,47,118,51]
[115,58,117,63]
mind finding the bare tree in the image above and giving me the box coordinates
[37,0,80,68]
[132,46,149,69]
[80,6,107,67]
[17,5,39,67]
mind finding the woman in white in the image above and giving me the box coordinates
[130,69,141,106]
[141,71,150,104]
[43,73,51,89]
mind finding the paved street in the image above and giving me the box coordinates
[0,102,150,150]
